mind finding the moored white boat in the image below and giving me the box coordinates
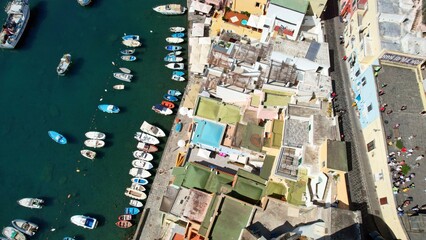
[70,215,98,229]
[166,37,184,44]
[169,26,185,32]
[120,49,135,55]
[84,139,105,148]
[17,198,43,209]
[85,131,106,140]
[129,199,143,208]
[136,142,158,152]
[11,219,38,236]
[113,72,133,82]
[0,0,30,49]
[124,188,147,200]
[132,151,153,161]
[167,51,182,56]
[165,63,184,70]
[57,54,72,76]
[153,4,186,15]
[80,149,96,160]
[152,104,173,115]
[121,55,136,61]
[134,132,160,144]
[113,84,125,90]
[119,67,131,74]
[164,55,183,62]
[140,121,166,137]
[128,168,151,178]
[171,75,185,82]
[132,160,154,170]
[130,182,146,192]
[122,39,141,47]
[2,227,26,240]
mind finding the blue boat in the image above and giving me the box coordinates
[125,207,140,215]
[172,71,184,77]
[175,122,182,132]
[63,238,75,240]
[167,89,182,96]
[122,34,140,41]
[131,177,149,185]
[171,33,185,38]
[77,0,91,6]
[48,131,67,144]
[163,94,178,102]
[165,45,182,51]
[98,104,120,113]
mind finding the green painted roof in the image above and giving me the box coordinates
[270,0,309,13]
[272,120,284,148]
[260,155,276,180]
[199,194,220,236]
[241,123,264,152]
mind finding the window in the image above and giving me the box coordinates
[361,77,366,86]
[255,2,260,7]
[367,104,372,112]
[367,140,375,152]
[355,69,361,77]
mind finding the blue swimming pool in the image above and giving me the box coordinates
[191,118,226,149]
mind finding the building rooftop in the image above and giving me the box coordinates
[183,189,213,223]
[326,140,348,172]
[283,117,310,148]
[275,147,302,180]
[269,0,309,14]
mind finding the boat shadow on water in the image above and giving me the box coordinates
[17,1,48,50]
[66,56,85,77]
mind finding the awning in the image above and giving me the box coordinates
[191,23,205,37]
[197,148,211,159]
[247,15,267,29]
[190,1,212,14]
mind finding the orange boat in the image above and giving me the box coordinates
[161,100,175,109]
[116,220,133,229]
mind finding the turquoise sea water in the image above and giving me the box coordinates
[0,0,186,239]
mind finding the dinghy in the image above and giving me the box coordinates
[136,142,158,152]
[81,149,96,160]
[166,37,184,44]
[57,54,72,76]
[119,67,131,74]
[121,55,136,61]
[163,94,179,102]
[125,207,140,215]
[164,55,183,62]
[122,34,140,41]
[129,199,143,208]
[120,49,135,55]
[169,26,185,32]
[98,104,120,113]
[113,84,125,90]
[115,220,133,229]
[84,139,105,148]
[134,132,160,145]
[122,39,141,47]
[171,75,185,81]
[131,177,149,185]
[132,160,154,170]
[118,214,132,221]
[171,32,185,38]
[165,45,182,51]
[11,219,38,236]
[161,100,175,109]
[167,89,182,96]
[48,131,67,144]
[167,51,182,56]
[172,71,185,77]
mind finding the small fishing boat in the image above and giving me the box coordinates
[161,100,175,109]
[171,32,185,38]
[134,132,160,145]
[121,55,136,61]
[136,142,158,152]
[48,131,67,144]
[113,72,133,82]
[122,34,140,41]
[57,54,72,76]
[122,39,141,47]
[80,149,96,160]
[163,94,179,102]
[168,89,182,96]
[70,215,98,229]
[171,75,185,81]
[113,84,125,90]
[98,104,120,113]
[131,177,149,185]
[63,237,75,240]
[124,188,147,200]
[0,0,30,49]
[152,104,173,115]
[140,121,166,137]
[166,37,184,44]
[85,131,106,140]
[115,220,133,229]
[165,63,184,70]
[164,55,183,62]
[132,151,153,161]
[77,0,91,6]
[167,51,182,56]
[125,207,140,215]
[169,26,185,32]
[120,49,135,55]
[17,198,43,209]
[132,160,154,170]
[165,45,182,51]
[119,67,131,74]
[11,219,38,236]
[128,168,152,178]
[2,227,26,240]
[172,71,184,77]
[175,121,183,132]
[153,4,186,15]
[130,182,146,191]
[129,199,143,208]
[118,214,132,221]
[84,139,105,148]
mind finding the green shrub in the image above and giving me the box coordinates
[395,139,403,149]
[401,165,411,175]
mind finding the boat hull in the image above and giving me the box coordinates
[163,94,179,102]
[128,168,151,178]
[132,151,153,161]
[136,142,158,152]
[85,131,106,140]
[2,227,26,240]
[129,199,143,208]
[70,215,98,229]
[132,160,154,170]
[161,100,175,109]
[113,72,133,82]
[84,139,105,148]
[140,121,166,137]
[115,220,133,228]
[134,132,160,145]
[125,207,140,215]
[11,219,38,236]
[169,26,185,32]
[131,177,149,185]
[98,104,120,113]
[124,188,147,200]
[166,37,184,44]
[165,63,184,70]
[152,104,173,115]
[81,150,96,160]
[48,131,67,144]
[0,0,30,49]
[17,198,43,209]
[165,45,182,51]
[122,39,141,47]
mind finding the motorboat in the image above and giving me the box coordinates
[124,188,147,200]
[118,214,132,221]
[70,215,98,229]
[169,26,185,32]
[77,0,91,6]
[121,55,136,61]
[11,219,38,236]
[166,37,184,44]
[167,51,182,56]
[134,132,160,145]
[84,139,105,148]
[56,54,72,76]
[153,4,186,15]
[119,67,131,74]
[131,177,149,185]
[48,131,67,144]
[120,49,135,55]
[122,39,141,47]
[113,84,125,90]
[172,71,184,77]
[163,94,178,102]
[165,45,182,51]
[167,89,182,96]
[132,160,154,170]
[171,75,185,81]
[165,63,184,70]
[17,198,43,209]
[130,182,145,191]
[161,100,175,109]
[129,199,143,208]
[0,0,30,49]
[152,104,173,115]
[128,168,151,178]
[125,207,140,215]
[63,237,75,240]
[164,55,183,62]
[171,32,185,38]
[115,220,132,229]
[113,72,133,82]
[80,149,96,160]
[132,151,153,161]
[140,121,166,137]
[85,131,105,140]
[1,227,26,240]
[122,34,139,41]
[98,104,120,113]
[136,142,158,152]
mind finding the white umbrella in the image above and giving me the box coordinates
[179,107,188,115]
[187,109,194,118]
[177,139,186,148]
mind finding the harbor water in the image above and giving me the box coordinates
[0,0,186,239]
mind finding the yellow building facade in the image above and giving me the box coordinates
[229,0,267,15]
